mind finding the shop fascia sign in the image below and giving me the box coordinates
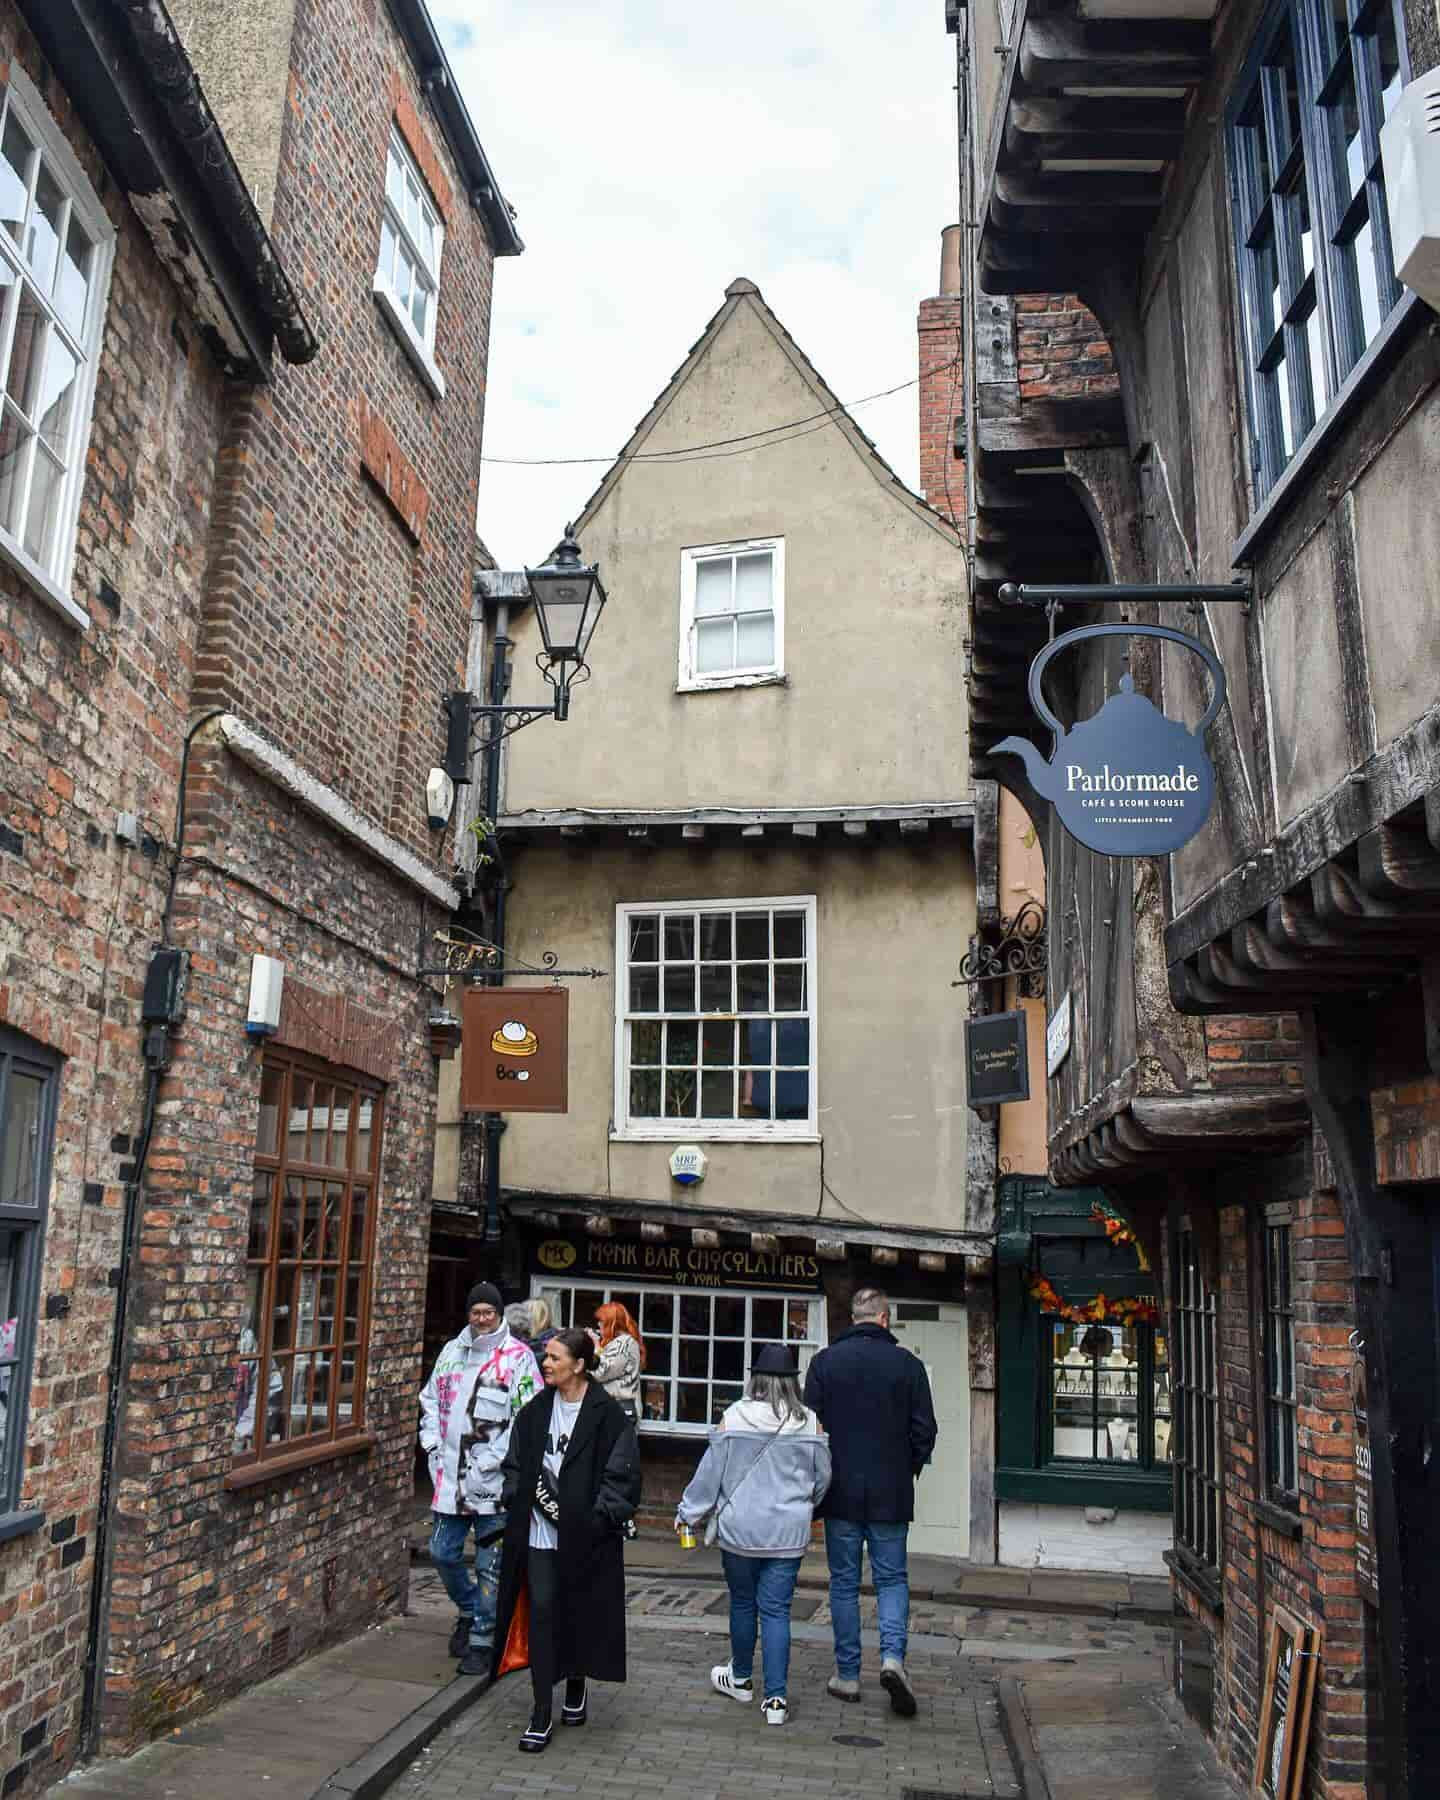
[993,613,1237,858]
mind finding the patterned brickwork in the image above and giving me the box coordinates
[0,0,498,1789]
[1014,293,1120,402]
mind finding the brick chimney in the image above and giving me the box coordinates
[918,224,965,526]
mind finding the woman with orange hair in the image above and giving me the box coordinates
[591,1303,645,1427]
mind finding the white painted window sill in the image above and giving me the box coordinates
[611,1127,821,1146]
[676,670,787,695]
[0,531,90,629]
[373,278,446,400]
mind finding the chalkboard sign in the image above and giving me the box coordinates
[1254,1607,1319,1800]
[966,1010,1030,1107]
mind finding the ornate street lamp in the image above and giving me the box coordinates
[442,523,606,784]
[525,525,607,721]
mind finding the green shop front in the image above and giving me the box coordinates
[996,1177,1172,1573]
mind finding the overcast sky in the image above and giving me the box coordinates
[435,2,959,569]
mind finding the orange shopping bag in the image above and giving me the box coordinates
[497,1580,530,1676]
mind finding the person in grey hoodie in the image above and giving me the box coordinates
[675,1344,830,1727]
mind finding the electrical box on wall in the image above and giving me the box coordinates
[247,955,285,1038]
[141,947,189,1024]
[1381,68,1440,313]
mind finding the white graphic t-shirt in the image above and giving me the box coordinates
[530,1395,583,1551]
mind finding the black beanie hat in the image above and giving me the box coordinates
[751,1342,800,1377]
[467,1281,503,1314]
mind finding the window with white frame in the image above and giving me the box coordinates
[532,1279,826,1434]
[678,538,784,689]
[615,897,816,1139]
[374,128,445,394]
[0,70,114,615]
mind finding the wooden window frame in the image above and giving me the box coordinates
[1262,1202,1299,1505]
[0,63,117,627]
[1040,1315,1171,1473]
[1226,0,1409,502]
[1172,1224,1222,1572]
[0,1027,58,1524]
[530,1276,827,1438]
[373,125,446,398]
[612,895,818,1143]
[677,537,785,691]
[229,1050,383,1484]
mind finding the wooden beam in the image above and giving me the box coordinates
[792,822,818,842]
[899,818,930,840]
[741,823,766,840]
[1018,15,1212,88]
[842,821,869,842]
[977,394,1126,456]
[681,823,707,843]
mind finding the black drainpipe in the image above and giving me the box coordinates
[80,709,225,1753]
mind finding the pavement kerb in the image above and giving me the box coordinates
[309,1669,496,1800]
[997,1676,1052,1800]
[410,1541,1175,1624]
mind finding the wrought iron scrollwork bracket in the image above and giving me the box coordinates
[953,898,1047,999]
[418,929,606,985]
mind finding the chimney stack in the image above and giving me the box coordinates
[918,226,966,525]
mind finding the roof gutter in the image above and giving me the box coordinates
[117,0,320,364]
[383,0,525,256]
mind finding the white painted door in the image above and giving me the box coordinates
[889,1301,970,1558]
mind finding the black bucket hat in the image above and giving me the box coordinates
[751,1343,799,1377]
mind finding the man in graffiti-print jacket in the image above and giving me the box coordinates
[419,1283,540,1675]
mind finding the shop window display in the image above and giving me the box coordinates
[534,1279,825,1435]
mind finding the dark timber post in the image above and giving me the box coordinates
[479,613,511,1246]
[1301,1003,1440,1799]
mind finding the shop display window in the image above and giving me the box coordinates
[534,1278,826,1435]
[1046,1319,1171,1468]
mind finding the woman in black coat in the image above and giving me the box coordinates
[492,1328,641,1753]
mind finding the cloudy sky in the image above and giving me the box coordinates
[434,2,959,568]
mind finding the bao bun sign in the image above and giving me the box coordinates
[993,623,1228,858]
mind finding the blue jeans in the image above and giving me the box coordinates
[430,1511,506,1651]
[824,1519,909,1677]
[721,1552,801,1701]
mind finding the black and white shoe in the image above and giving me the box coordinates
[518,1708,553,1753]
[561,1677,588,1725]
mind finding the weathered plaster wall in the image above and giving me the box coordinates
[501,292,968,815]
[1259,528,1351,827]
[494,840,975,1234]
[1352,394,1440,750]
[166,0,299,226]
[996,787,1048,1176]
[1000,1501,1171,1575]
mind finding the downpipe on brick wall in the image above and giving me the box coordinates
[80,709,224,1753]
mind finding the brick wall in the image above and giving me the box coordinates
[917,293,965,525]
[0,0,501,1786]
[0,9,232,1791]
[1170,1144,1381,1800]
[1014,294,1119,403]
[1204,1013,1303,1089]
[191,0,495,862]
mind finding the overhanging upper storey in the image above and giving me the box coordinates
[969,0,1215,299]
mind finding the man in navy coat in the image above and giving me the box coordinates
[802,1286,938,1715]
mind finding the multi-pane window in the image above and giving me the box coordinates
[235,1054,382,1466]
[1263,1205,1299,1502]
[0,1029,57,1519]
[374,128,444,389]
[615,897,816,1138]
[1046,1319,1171,1468]
[679,539,784,688]
[0,71,113,604]
[1173,1229,1221,1569]
[1228,0,1407,499]
[534,1280,826,1434]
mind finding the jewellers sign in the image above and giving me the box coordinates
[994,623,1227,857]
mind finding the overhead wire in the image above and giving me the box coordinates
[479,353,963,467]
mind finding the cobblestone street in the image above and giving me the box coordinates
[391,1569,1232,1800]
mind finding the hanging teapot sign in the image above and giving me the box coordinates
[994,623,1227,857]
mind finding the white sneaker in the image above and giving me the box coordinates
[711,1663,754,1704]
[762,1695,788,1727]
